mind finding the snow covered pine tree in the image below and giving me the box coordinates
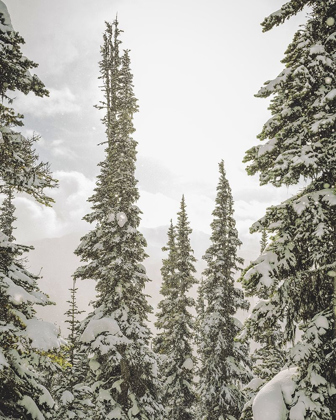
[73,20,163,419]
[153,220,179,414]
[0,2,61,419]
[0,1,54,203]
[196,161,250,420]
[54,282,92,419]
[154,196,197,420]
[242,1,336,418]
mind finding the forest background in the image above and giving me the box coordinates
[6,0,307,330]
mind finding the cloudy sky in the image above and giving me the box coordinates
[4,0,308,330]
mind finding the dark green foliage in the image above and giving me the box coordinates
[54,283,92,420]
[0,8,56,205]
[73,20,163,419]
[0,7,60,418]
[261,0,311,32]
[196,161,250,420]
[242,1,336,417]
[154,197,197,420]
[260,229,267,255]
[0,188,58,420]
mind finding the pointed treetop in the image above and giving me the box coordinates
[177,194,192,235]
[219,158,225,173]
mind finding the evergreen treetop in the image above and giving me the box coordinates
[73,20,163,419]
[54,282,91,420]
[64,281,85,367]
[154,220,179,356]
[154,197,197,420]
[197,160,250,420]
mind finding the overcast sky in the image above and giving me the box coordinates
[3,0,308,330]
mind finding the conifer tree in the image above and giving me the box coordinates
[153,220,178,358]
[196,161,250,420]
[73,20,163,419]
[64,281,85,366]
[0,187,61,419]
[154,196,197,419]
[0,4,60,418]
[242,1,336,417]
[0,2,56,204]
[153,221,178,416]
[174,196,197,420]
[54,282,92,420]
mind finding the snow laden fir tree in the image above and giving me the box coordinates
[242,1,336,418]
[54,282,91,420]
[73,20,163,419]
[196,161,250,420]
[0,2,61,419]
[154,196,197,420]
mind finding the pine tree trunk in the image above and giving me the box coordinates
[120,354,130,409]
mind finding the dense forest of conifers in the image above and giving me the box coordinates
[0,1,336,419]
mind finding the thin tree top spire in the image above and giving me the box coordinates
[197,160,249,419]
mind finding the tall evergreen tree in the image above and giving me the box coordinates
[242,1,336,418]
[0,3,60,418]
[154,196,197,419]
[153,220,178,353]
[73,20,163,419]
[196,161,250,420]
[153,220,178,416]
[0,188,61,419]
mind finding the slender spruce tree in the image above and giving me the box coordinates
[153,220,178,361]
[242,1,336,418]
[153,220,180,417]
[154,198,197,419]
[166,196,196,419]
[64,282,84,367]
[196,161,250,420]
[54,282,92,420]
[73,20,163,419]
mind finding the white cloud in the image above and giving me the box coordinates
[14,171,95,243]
[16,87,81,117]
